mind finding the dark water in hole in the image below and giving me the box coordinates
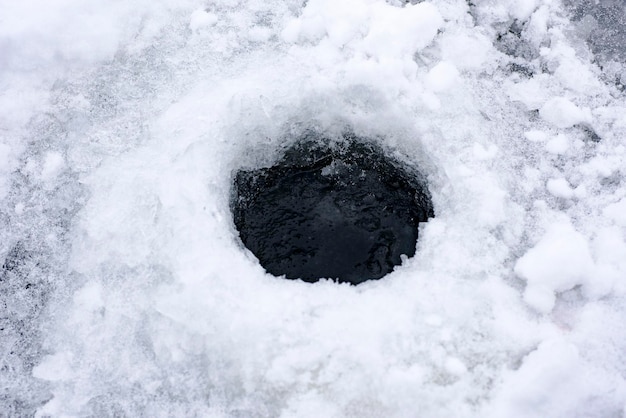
[232,138,433,285]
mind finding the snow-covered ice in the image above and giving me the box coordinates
[2,0,626,416]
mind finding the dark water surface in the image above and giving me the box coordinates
[232,137,433,284]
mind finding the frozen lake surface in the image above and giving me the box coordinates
[1,0,626,416]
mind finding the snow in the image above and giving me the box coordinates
[510,0,539,21]
[40,151,65,184]
[488,338,626,418]
[426,61,460,92]
[524,130,548,143]
[539,97,592,128]
[546,177,574,199]
[515,220,595,313]
[545,133,570,155]
[2,0,626,416]
[603,198,626,227]
[440,30,493,70]
[189,9,218,32]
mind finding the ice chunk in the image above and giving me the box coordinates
[0,0,132,63]
[510,0,539,21]
[0,143,12,199]
[515,220,594,313]
[32,352,75,381]
[441,31,493,70]
[526,6,549,47]
[444,357,467,376]
[281,0,442,57]
[40,151,65,182]
[507,77,551,110]
[248,26,272,43]
[523,284,556,314]
[73,282,104,311]
[189,9,218,31]
[545,134,570,155]
[603,198,626,227]
[546,178,574,199]
[488,338,621,417]
[524,130,548,142]
[472,142,498,160]
[426,62,460,92]
[362,2,443,57]
[539,97,592,129]
[0,143,11,171]
[587,227,626,298]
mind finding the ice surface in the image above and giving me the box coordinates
[2,0,626,416]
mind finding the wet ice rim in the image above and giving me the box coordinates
[231,133,434,284]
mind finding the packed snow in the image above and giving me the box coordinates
[1,0,626,416]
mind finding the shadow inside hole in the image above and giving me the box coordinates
[231,134,434,285]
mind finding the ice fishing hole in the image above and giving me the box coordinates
[231,136,434,285]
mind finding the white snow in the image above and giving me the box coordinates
[0,143,13,199]
[440,30,493,70]
[189,9,218,31]
[524,130,548,143]
[515,220,594,313]
[40,151,65,183]
[545,133,570,155]
[488,338,626,418]
[426,61,460,92]
[2,0,626,416]
[539,97,592,129]
[510,0,539,21]
[546,177,574,199]
[603,198,626,227]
